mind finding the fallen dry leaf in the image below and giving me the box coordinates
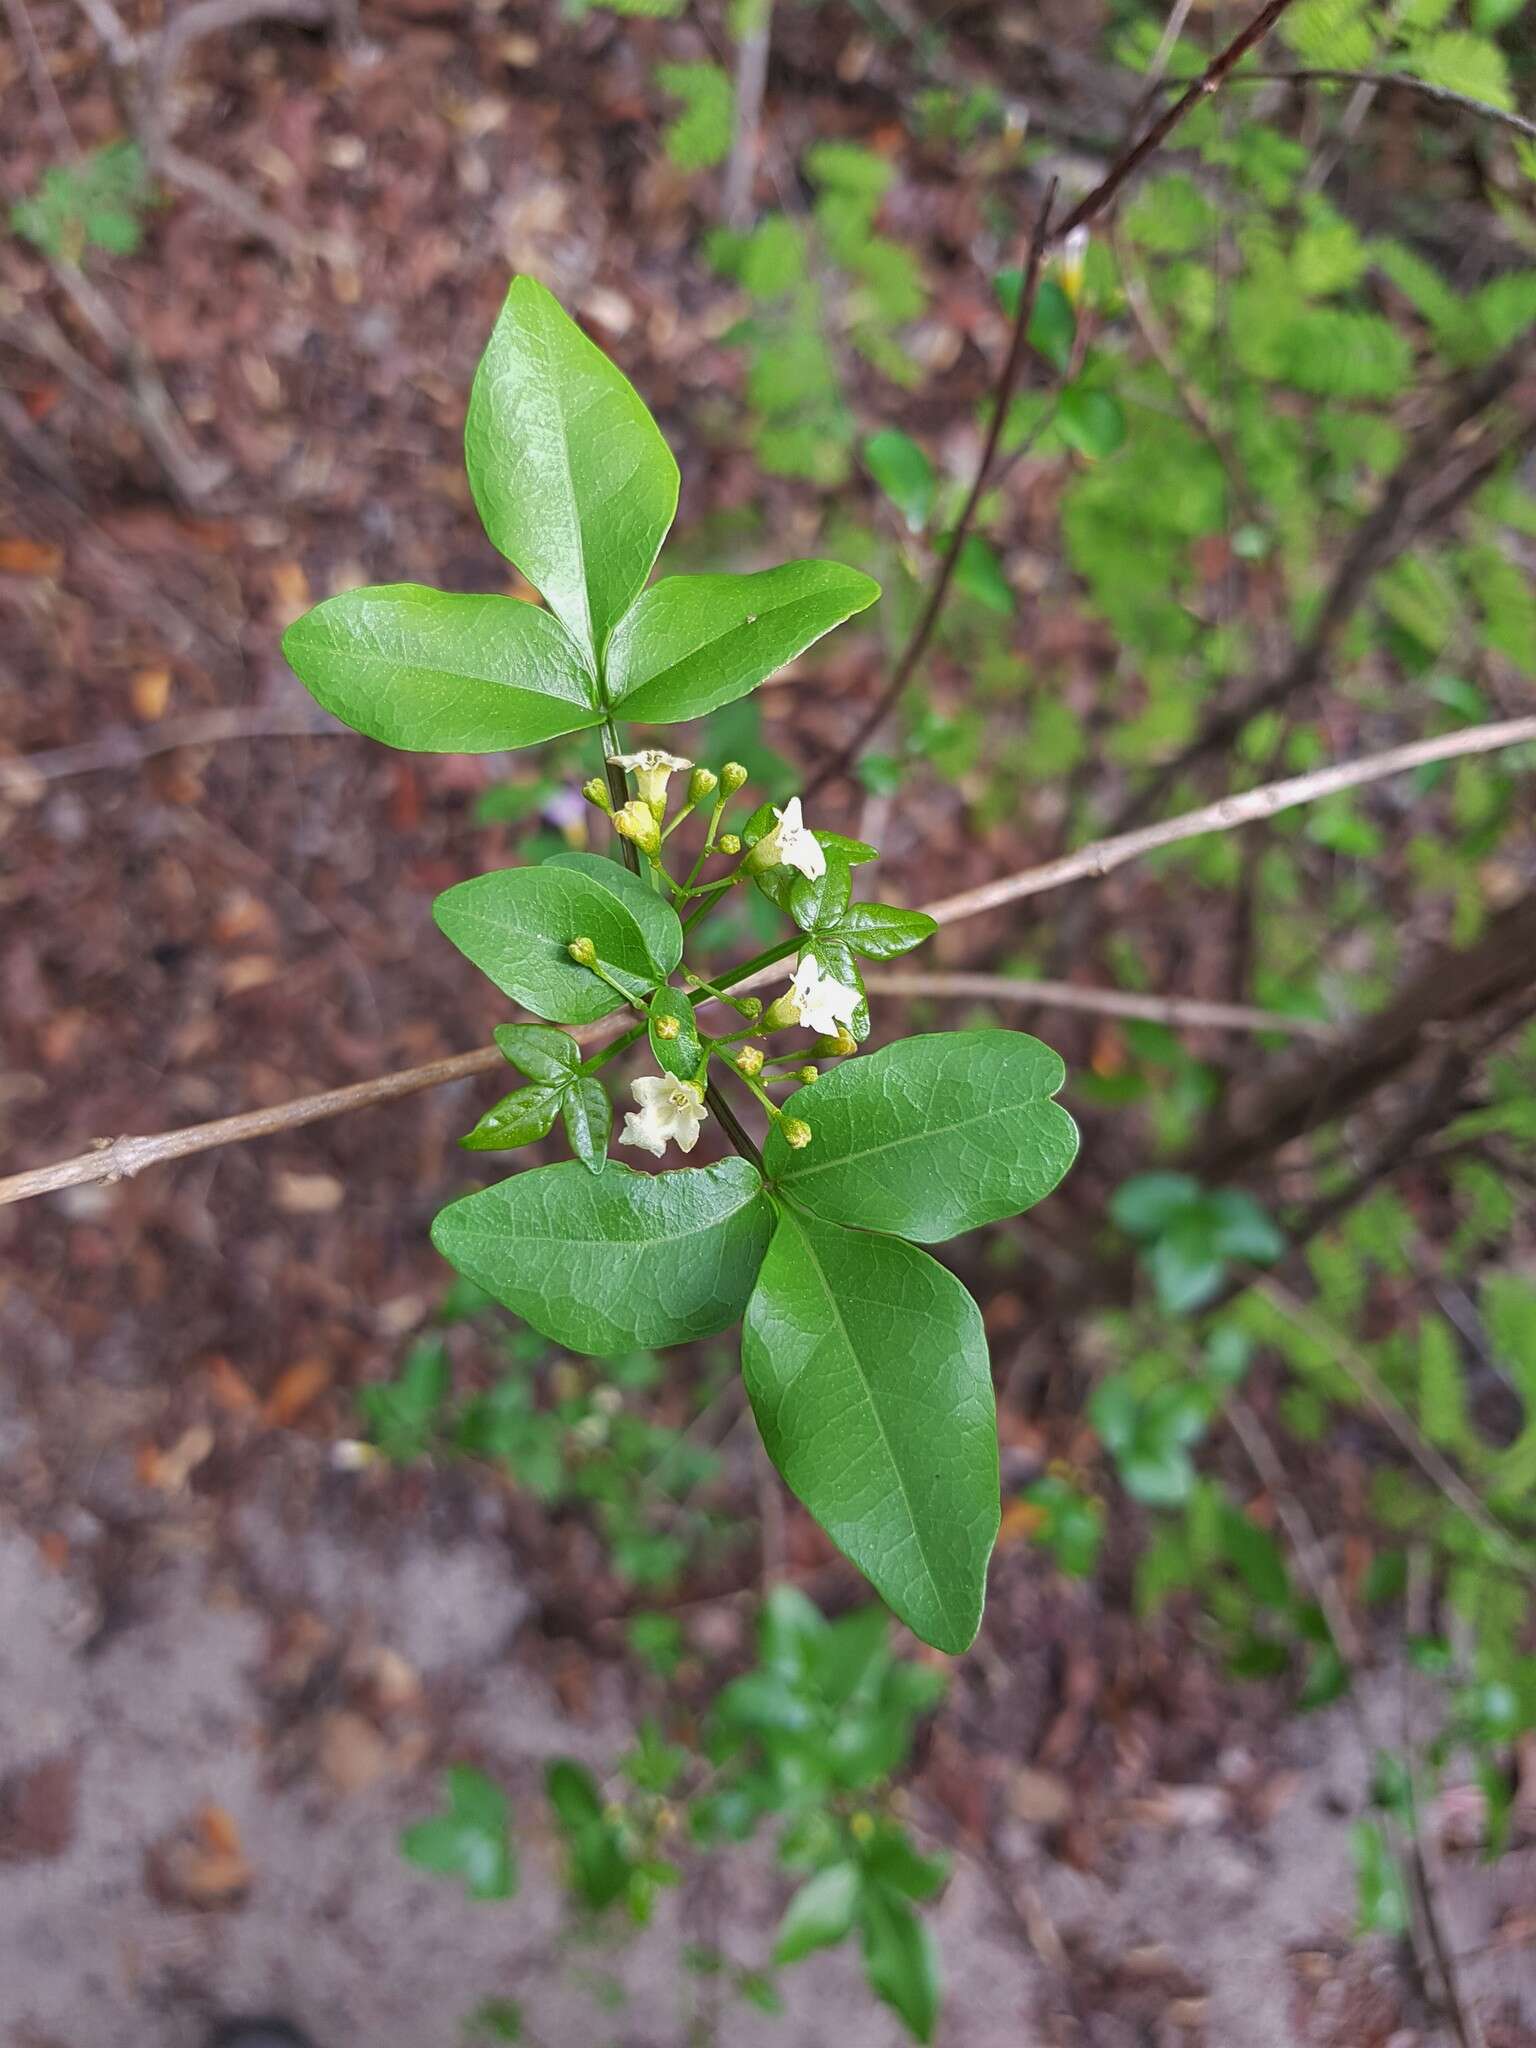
[263,1356,333,1427]
[0,536,64,576]
[130,666,172,721]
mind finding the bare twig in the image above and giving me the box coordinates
[722,0,773,230]
[0,705,337,788]
[804,182,1058,794]
[913,715,1536,931]
[5,714,1533,1208]
[1226,1396,1365,1666]
[1255,1277,1533,1569]
[808,0,1303,792]
[3,0,78,156]
[1208,66,1536,148]
[1115,339,1536,828]
[862,970,1334,1038]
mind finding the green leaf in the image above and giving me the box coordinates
[460,1081,564,1151]
[816,901,937,961]
[1056,385,1127,461]
[282,585,598,753]
[605,562,879,725]
[433,1158,772,1354]
[400,1766,517,1902]
[742,1207,998,1653]
[951,534,1012,615]
[434,859,682,1023]
[858,1889,940,2042]
[656,61,733,170]
[465,276,679,666]
[765,1031,1078,1243]
[774,1861,861,1964]
[1109,1172,1202,1238]
[648,985,703,1080]
[997,271,1075,370]
[546,1760,631,1910]
[563,1075,612,1175]
[864,429,936,532]
[493,1023,582,1083]
[1402,28,1512,108]
[359,1340,451,1461]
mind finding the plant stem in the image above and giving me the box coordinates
[703,1079,764,1172]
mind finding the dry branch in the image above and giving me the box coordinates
[4,714,1532,1209]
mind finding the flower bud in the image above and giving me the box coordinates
[613,799,661,857]
[717,832,742,856]
[654,1013,681,1041]
[733,1044,764,1077]
[815,1028,857,1057]
[720,761,749,796]
[568,936,598,968]
[687,766,718,806]
[1058,224,1090,308]
[581,776,613,814]
[781,1117,813,1150]
[761,992,801,1033]
[797,1066,819,1085]
[735,996,762,1022]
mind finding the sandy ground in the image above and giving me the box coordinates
[8,1461,1532,2048]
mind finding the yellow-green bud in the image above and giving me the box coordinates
[720,761,749,797]
[717,832,742,856]
[761,993,801,1033]
[815,1028,857,1057]
[797,1066,819,1085]
[687,766,718,806]
[581,776,612,814]
[568,936,598,968]
[613,799,661,857]
[654,1013,681,1041]
[733,1044,764,1077]
[736,996,762,1022]
[781,1117,813,1150]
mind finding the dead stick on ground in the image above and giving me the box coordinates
[4,713,1533,1208]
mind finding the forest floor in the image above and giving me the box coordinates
[3,0,1536,2041]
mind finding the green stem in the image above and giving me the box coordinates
[600,717,641,878]
[583,1022,645,1074]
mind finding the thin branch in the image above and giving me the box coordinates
[1225,1396,1365,1667]
[804,182,1058,795]
[1254,1276,1534,1569]
[5,715,1533,1207]
[0,705,336,789]
[3,0,79,157]
[1114,339,1535,828]
[722,0,773,230]
[912,715,1536,931]
[862,970,1334,1038]
[1210,66,1536,148]
[1050,0,1302,243]
[808,0,1303,792]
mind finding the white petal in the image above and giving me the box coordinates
[620,1111,668,1157]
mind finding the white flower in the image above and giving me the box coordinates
[1058,225,1090,306]
[749,797,825,880]
[620,1074,708,1158]
[785,956,860,1036]
[607,748,692,810]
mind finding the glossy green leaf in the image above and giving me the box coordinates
[432,1158,772,1354]
[765,1031,1078,1242]
[605,561,879,725]
[282,585,597,752]
[563,1075,612,1175]
[400,1766,517,1903]
[494,1023,582,1083]
[544,851,688,975]
[460,1081,563,1151]
[774,1861,861,1964]
[465,276,679,665]
[864,429,935,532]
[434,860,682,1023]
[648,985,703,1080]
[858,1888,941,2042]
[818,901,937,961]
[742,1207,998,1653]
